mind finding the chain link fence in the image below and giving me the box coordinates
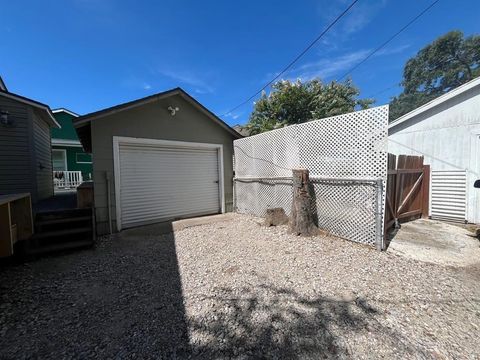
[234,106,388,249]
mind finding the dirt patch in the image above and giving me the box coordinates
[0,214,479,358]
[387,219,480,267]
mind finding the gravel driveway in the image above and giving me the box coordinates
[1,214,479,359]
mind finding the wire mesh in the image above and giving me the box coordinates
[233,106,388,247]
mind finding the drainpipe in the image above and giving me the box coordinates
[105,171,113,235]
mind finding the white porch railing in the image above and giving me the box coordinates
[53,171,83,189]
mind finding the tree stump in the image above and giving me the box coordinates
[289,168,318,236]
[264,208,289,227]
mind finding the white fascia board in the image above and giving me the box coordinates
[51,138,83,147]
[52,108,80,117]
[389,77,480,130]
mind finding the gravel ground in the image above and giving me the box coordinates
[0,213,479,359]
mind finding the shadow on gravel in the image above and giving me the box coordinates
[188,284,428,359]
[0,222,190,358]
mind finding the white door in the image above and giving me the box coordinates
[469,133,480,224]
[115,138,223,230]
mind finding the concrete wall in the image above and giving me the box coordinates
[91,94,236,234]
[388,85,480,223]
[32,110,54,201]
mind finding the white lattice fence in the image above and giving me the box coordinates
[234,106,388,248]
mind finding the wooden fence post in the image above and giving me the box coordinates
[421,165,430,218]
[289,168,318,236]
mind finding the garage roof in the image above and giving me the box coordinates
[73,88,242,152]
[389,76,480,130]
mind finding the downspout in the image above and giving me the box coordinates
[105,171,113,235]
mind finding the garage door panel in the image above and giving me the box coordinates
[118,142,221,229]
[430,170,466,222]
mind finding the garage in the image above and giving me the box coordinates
[73,88,241,234]
[114,137,224,230]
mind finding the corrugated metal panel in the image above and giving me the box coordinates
[119,144,220,229]
[430,170,466,222]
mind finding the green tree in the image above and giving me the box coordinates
[246,79,372,135]
[390,31,480,121]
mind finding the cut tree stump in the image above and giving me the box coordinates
[264,208,289,227]
[289,168,318,236]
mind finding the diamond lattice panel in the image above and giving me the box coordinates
[234,106,388,246]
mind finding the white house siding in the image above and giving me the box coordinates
[32,110,54,201]
[0,97,33,196]
[388,85,480,223]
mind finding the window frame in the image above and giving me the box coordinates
[52,149,67,171]
[76,152,92,164]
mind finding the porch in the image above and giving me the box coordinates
[53,170,83,190]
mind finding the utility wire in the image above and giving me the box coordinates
[366,54,456,100]
[336,0,441,82]
[222,0,360,117]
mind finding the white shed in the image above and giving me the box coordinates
[388,77,480,224]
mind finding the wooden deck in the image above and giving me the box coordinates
[34,192,77,214]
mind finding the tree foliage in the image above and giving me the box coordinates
[245,79,372,135]
[390,31,480,121]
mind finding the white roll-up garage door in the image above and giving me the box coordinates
[116,139,222,229]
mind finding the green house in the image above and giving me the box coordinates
[51,108,92,184]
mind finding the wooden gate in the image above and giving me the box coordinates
[384,154,430,238]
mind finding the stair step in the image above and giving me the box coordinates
[36,216,92,226]
[32,227,92,240]
[35,209,92,221]
[28,239,94,255]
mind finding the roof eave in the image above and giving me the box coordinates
[72,88,243,139]
[0,90,60,128]
[389,77,480,130]
[52,108,80,117]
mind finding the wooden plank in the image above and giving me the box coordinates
[10,195,33,241]
[0,203,13,257]
[422,165,430,218]
[0,193,31,206]
[396,169,424,174]
[397,173,424,213]
[397,209,422,219]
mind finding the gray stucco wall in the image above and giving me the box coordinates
[90,94,236,234]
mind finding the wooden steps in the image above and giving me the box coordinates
[22,208,95,257]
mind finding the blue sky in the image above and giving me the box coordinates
[1,0,478,125]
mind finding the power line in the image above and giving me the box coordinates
[336,0,441,82]
[366,54,457,100]
[222,0,360,117]
[367,83,401,99]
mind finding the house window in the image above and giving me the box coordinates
[52,149,67,171]
[76,152,92,164]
